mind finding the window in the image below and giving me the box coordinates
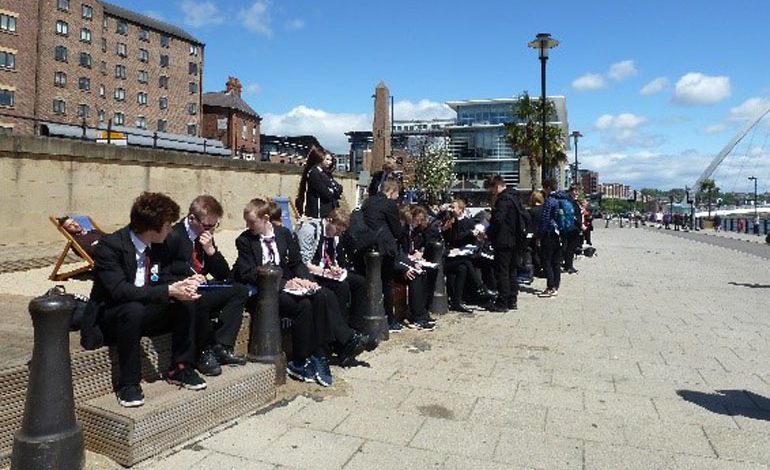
[157,119,167,132]
[138,48,148,62]
[159,54,169,67]
[188,62,198,75]
[98,109,105,122]
[53,99,66,114]
[189,82,197,94]
[56,21,69,36]
[189,44,198,55]
[252,127,257,143]
[136,116,146,129]
[102,17,108,29]
[78,77,90,91]
[79,52,91,68]
[116,19,127,35]
[114,112,124,125]
[80,28,91,43]
[137,91,147,105]
[99,84,105,97]
[99,61,106,74]
[100,37,107,52]
[187,124,197,136]
[138,70,148,83]
[187,103,197,115]
[57,0,69,11]
[0,89,14,107]
[76,104,89,118]
[114,87,125,101]
[54,71,67,87]
[1,14,17,33]
[114,64,126,79]
[82,4,93,19]
[158,96,168,109]
[138,28,149,41]
[55,45,68,62]
[158,75,168,89]
[160,35,170,47]
[242,124,246,139]
[116,42,127,57]
[0,51,15,70]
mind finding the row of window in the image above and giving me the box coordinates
[49,88,197,114]
[53,44,197,73]
[52,69,197,95]
[50,100,197,134]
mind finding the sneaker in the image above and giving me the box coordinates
[340,331,378,367]
[212,344,247,366]
[551,289,559,297]
[286,358,315,383]
[567,267,578,274]
[538,289,553,298]
[167,363,207,390]
[388,321,404,333]
[412,320,436,331]
[117,384,144,407]
[310,354,333,387]
[196,349,222,376]
[486,303,508,312]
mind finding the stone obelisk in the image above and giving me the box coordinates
[370,81,391,173]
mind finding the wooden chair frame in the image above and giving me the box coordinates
[49,214,102,281]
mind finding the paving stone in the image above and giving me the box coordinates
[703,426,770,464]
[514,382,585,411]
[583,390,659,421]
[468,397,547,432]
[652,396,739,429]
[622,422,715,457]
[583,441,675,469]
[494,428,583,469]
[190,451,276,470]
[397,387,478,421]
[448,372,519,401]
[286,398,354,432]
[339,377,413,410]
[546,407,627,445]
[672,453,770,469]
[342,439,444,470]
[333,406,425,446]
[257,427,364,470]
[442,455,526,470]
[409,417,500,460]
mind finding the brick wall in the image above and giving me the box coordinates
[201,104,260,158]
[0,0,39,134]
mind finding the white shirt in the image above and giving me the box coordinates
[260,226,280,266]
[129,230,151,287]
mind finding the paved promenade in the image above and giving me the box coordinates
[2,224,769,468]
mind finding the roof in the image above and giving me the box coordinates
[101,2,203,45]
[202,92,260,118]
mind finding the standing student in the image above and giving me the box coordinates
[486,175,525,311]
[537,180,562,298]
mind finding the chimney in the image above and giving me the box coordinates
[225,76,242,97]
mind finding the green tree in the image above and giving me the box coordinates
[504,91,567,189]
[698,178,719,217]
[412,138,454,205]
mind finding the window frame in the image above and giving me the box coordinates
[114,87,125,101]
[54,45,68,62]
[79,52,91,68]
[78,76,90,91]
[0,88,14,108]
[80,27,91,43]
[56,20,69,36]
[0,14,18,33]
[52,99,66,115]
[54,71,67,87]
[137,91,147,105]
[0,50,15,70]
[81,4,93,20]
[114,64,126,79]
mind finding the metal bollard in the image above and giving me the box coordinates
[427,241,448,315]
[247,266,286,385]
[361,251,388,341]
[12,293,84,470]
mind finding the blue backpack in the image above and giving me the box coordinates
[558,198,577,233]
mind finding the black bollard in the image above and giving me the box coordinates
[427,241,448,315]
[12,293,84,470]
[247,266,286,385]
[361,251,388,341]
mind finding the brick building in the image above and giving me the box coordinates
[0,0,203,136]
[601,182,630,200]
[201,77,260,159]
[578,169,599,195]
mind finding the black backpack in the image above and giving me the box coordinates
[346,209,383,256]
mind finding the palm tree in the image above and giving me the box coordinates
[699,178,718,217]
[504,91,568,189]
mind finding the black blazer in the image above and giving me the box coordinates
[81,226,169,349]
[153,221,231,282]
[488,188,526,249]
[233,225,311,289]
[442,217,476,249]
[361,193,401,257]
[303,166,342,218]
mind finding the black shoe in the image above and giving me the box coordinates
[486,303,508,312]
[340,331,378,367]
[476,288,496,301]
[196,349,222,376]
[412,320,436,331]
[567,267,578,274]
[212,344,247,366]
[117,384,144,407]
[167,363,207,390]
[450,303,473,314]
[507,300,518,310]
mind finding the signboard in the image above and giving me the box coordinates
[98,131,125,140]
[217,118,227,130]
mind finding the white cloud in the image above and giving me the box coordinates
[239,1,272,37]
[595,113,647,130]
[261,105,370,153]
[286,19,305,31]
[581,148,707,189]
[593,113,658,148]
[701,123,727,135]
[179,0,223,27]
[145,10,164,21]
[245,83,261,95]
[728,97,770,122]
[608,60,637,81]
[672,72,731,106]
[393,100,456,121]
[572,73,606,91]
[640,77,668,96]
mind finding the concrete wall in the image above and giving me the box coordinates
[0,135,357,243]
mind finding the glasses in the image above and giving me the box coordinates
[190,213,220,230]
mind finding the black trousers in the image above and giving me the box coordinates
[101,300,203,388]
[493,246,518,307]
[395,273,431,322]
[195,283,249,349]
[277,292,316,362]
[315,271,366,328]
[562,229,580,270]
[381,255,396,323]
[541,234,562,290]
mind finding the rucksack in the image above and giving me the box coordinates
[583,246,597,257]
[558,198,577,233]
[346,209,382,256]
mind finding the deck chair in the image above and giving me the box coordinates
[49,214,102,281]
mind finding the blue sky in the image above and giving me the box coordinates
[116,0,770,192]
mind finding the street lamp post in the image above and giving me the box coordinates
[748,176,758,234]
[528,33,559,184]
[570,130,582,187]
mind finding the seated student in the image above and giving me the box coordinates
[58,215,105,258]
[233,198,375,387]
[395,205,440,330]
[153,195,249,377]
[85,192,207,408]
[297,208,368,329]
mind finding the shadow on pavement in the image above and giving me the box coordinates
[728,281,770,289]
[677,389,770,420]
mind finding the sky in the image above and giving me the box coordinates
[114,0,770,192]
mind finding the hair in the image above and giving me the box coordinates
[486,175,506,189]
[398,204,413,225]
[569,184,579,192]
[381,178,401,195]
[268,201,283,223]
[530,190,545,206]
[382,156,396,173]
[326,209,350,231]
[452,198,467,211]
[296,145,328,215]
[543,179,557,191]
[410,205,429,229]
[243,198,276,219]
[56,215,71,226]
[188,194,223,219]
[129,192,180,234]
